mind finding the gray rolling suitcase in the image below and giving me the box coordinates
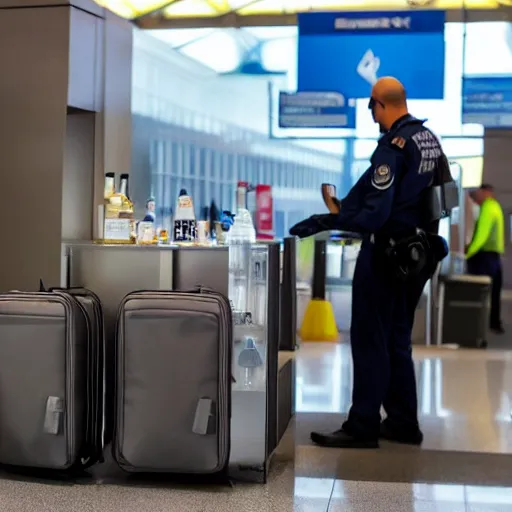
[113,289,232,474]
[0,289,105,470]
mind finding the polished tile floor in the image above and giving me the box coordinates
[1,342,512,511]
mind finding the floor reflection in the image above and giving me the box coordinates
[296,343,351,414]
[295,342,512,453]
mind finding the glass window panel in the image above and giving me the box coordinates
[213,151,222,182]
[153,173,165,222]
[247,157,255,185]
[176,142,185,178]
[196,179,205,214]
[464,22,512,75]
[164,29,241,73]
[227,154,235,182]
[181,143,190,177]
[156,140,165,175]
[213,174,221,207]
[182,178,193,197]
[453,156,483,188]
[278,164,284,188]
[352,160,369,182]
[189,145,197,176]
[441,137,483,158]
[198,148,206,179]
[239,155,248,183]
[301,166,306,188]
[354,139,377,160]
[171,177,178,206]
[232,153,240,182]
[274,161,284,187]
[217,152,224,182]
[291,164,298,188]
[162,141,170,175]
[283,163,290,187]
[257,158,265,184]
[163,174,172,212]
[224,183,233,208]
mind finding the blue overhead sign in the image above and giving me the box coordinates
[462,76,512,128]
[297,10,446,100]
[278,91,356,129]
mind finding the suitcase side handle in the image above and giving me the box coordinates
[192,397,215,436]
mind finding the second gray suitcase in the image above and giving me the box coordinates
[113,289,232,474]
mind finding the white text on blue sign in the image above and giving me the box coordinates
[334,16,412,30]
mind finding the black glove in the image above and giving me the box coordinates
[289,214,340,238]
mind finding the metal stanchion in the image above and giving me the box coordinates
[312,239,327,300]
[279,237,297,351]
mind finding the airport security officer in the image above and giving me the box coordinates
[294,77,450,449]
[467,184,505,334]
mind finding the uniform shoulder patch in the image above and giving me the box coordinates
[371,164,394,190]
[391,136,406,149]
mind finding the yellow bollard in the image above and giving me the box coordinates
[300,298,339,342]
[299,238,339,342]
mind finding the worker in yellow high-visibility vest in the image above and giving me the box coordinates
[466,184,505,334]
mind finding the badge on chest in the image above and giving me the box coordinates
[371,164,394,190]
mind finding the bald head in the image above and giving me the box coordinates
[372,77,407,107]
[369,76,409,132]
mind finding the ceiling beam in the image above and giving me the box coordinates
[135,6,512,29]
[445,6,512,21]
[136,12,298,29]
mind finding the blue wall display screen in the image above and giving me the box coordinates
[278,91,356,129]
[462,76,512,128]
[297,11,446,100]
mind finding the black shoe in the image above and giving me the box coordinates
[379,422,423,446]
[490,325,505,335]
[310,429,379,449]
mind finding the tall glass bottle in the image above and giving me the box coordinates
[119,173,130,199]
[104,172,115,200]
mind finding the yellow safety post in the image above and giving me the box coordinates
[299,239,339,342]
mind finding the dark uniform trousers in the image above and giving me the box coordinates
[344,240,435,440]
[467,251,503,329]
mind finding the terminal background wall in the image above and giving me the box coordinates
[130,30,343,237]
[130,22,512,238]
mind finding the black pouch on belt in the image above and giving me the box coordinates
[381,231,449,282]
[380,232,430,282]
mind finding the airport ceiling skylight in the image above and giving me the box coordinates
[160,0,498,18]
[96,0,507,23]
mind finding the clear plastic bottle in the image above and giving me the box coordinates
[228,182,256,312]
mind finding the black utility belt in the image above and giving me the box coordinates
[370,230,448,281]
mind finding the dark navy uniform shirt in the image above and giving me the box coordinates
[338,114,444,237]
